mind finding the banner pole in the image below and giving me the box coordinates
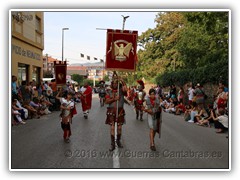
[114,15,130,147]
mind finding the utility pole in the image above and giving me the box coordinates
[62,28,69,62]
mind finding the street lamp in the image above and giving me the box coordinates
[62,28,69,62]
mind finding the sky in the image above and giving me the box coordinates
[43,11,158,64]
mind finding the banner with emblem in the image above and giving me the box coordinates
[105,29,138,71]
[54,61,67,86]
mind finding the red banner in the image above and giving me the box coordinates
[54,61,67,86]
[105,29,138,71]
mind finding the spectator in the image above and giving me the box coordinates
[194,106,209,123]
[175,102,186,115]
[187,84,195,105]
[218,82,228,93]
[12,75,18,100]
[12,99,26,125]
[50,79,58,96]
[23,100,40,119]
[20,80,31,102]
[177,86,184,104]
[15,99,28,120]
[216,87,228,111]
[184,105,192,121]
[197,105,215,127]
[211,108,228,133]
[194,83,206,109]
[169,85,177,99]
[188,102,198,123]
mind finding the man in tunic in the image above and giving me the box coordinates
[105,72,128,151]
[78,81,92,119]
[134,80,146,121]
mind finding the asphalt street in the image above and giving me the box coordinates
[11,94,229,169]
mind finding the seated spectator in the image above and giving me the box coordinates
[15,99,28,120]
[175,102,186,115]
[163,98,178,113]
[197,105,215,127]
[195,106,209,123]
[12,99,27,120]
[188,102,198,123]
[211,108,228,133]
[184,105,192,121]
[39,97,52,115]
[160,97,170,109]
[30,98,46,116]
[11,108,26,125]
[23,100,40,119]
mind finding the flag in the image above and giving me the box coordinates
[87,56,90,60]
[94,57,98,60]
[105,29,138,71]
[80,53,84,58]
[54,61,67,86]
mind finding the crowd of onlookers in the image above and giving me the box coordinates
[11,75,80,126]
[12,74,229,134]
[155,82,229,134]
[12,76,56,125]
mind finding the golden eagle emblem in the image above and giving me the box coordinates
[57,73,65,81]
[107,40,134,62]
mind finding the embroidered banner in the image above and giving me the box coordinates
[105,29,138,71]
[54,61,67,86]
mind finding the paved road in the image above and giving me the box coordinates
[11,94,229,169]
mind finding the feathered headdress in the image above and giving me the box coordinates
[137,79,145,89]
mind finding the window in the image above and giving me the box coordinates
[35,16,41,32]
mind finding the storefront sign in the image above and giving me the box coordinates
[12,44,41,60]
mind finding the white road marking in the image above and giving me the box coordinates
[113,123,120,168]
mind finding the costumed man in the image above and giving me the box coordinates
[56,90,75,143]
[105,72,128,151]
[134,80,146,121]
[98,80,106,107]
[78,81,92,119]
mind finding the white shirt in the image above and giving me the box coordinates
[188,88,194,101]
[218,115,228,128]
[79,86,86,94]
[60,98,74,117]
[46,86,53,96]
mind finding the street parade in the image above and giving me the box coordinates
[10,10,229,170]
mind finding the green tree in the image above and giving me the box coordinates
[71,74,84,85]
[137,12,186,80]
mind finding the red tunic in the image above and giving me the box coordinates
[80,85,92,111]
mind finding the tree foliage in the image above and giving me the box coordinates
[135,11,229,87]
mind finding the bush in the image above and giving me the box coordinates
[155,60,228,86]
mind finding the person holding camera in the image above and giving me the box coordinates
[142,88,162,151]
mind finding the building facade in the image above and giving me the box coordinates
[87,65,105,81]
[11,11,44,85]
[43,55,61,78]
